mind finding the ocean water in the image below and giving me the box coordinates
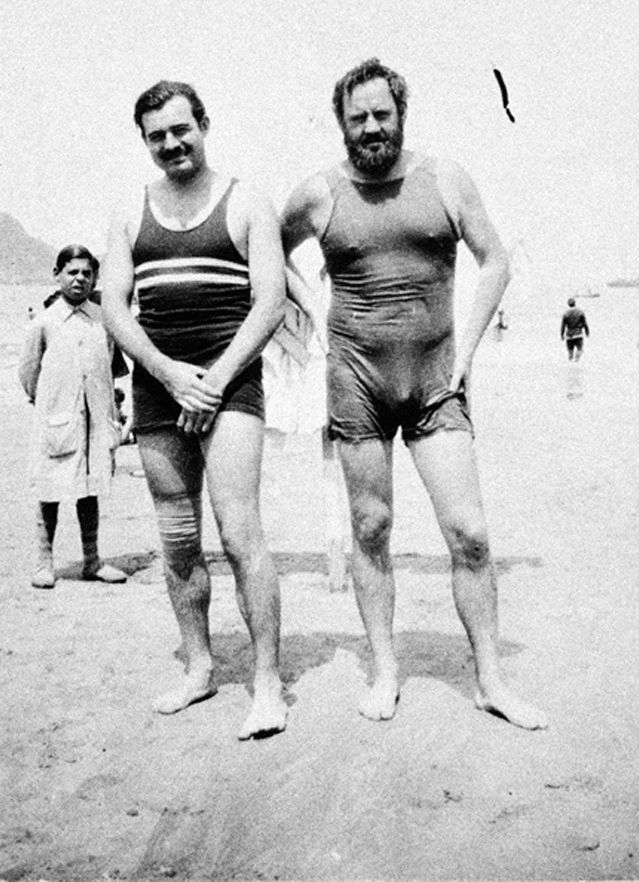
[2,280,637,563]
[0,284,51,397]
[2,281,638,402]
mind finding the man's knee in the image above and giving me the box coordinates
[155,494,203,576]
[351,500,393,551]
[446,517,491,569]
[216,504,261,568]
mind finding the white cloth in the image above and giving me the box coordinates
[263,300,327,435]
[18,297,120,502]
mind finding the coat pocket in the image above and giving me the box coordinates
[45,411,81,458]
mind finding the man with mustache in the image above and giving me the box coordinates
[282,58,547,729]
[102,81,288,740]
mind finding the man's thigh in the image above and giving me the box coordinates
[408,429,486,529]
[200,412,265,512]
[137,426,204,500]
[337,438,394,514]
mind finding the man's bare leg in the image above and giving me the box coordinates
[339,439,399,720]
[137,430,217,714]
[203,413,287,740]
[410,430,548,730]
[322,427,348,592]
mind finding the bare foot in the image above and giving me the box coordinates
[152,668,217,715]
[238,675,287,741]
[358,677,400,721]
[475,685,548,730]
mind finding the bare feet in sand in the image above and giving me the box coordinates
[475,685,548,730]
[358,677,400,721]
[152,668,218,715]
[238,675,288,741]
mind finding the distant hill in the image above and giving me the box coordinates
[0,213,56,284]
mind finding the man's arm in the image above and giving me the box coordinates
[204,186,286,388]
[560,314,567,339]
[181,186,286,434]
[284,264,329,354]
[281,173,330,256]
[101,210,222,415]
[441,161,511,392]
[280,175,331,348]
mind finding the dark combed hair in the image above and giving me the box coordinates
[55,244,97,271]
[332,57,408,128]
[134,80,207,132]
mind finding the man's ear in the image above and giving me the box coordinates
[200,115,211,135]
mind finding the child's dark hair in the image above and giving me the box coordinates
[55,244,97,272]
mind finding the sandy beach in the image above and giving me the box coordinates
[1,283,638,881]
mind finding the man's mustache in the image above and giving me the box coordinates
[360,133,387,146]
[160,148,187,160]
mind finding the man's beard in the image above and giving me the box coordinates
[345,125,403,177]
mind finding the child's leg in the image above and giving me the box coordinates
[32,501,58,588]
[77,496,127,583]
[77,495,99,572]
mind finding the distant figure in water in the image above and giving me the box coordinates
[561,298,589,361]
[28,307,36,321]
[494,308,508,341]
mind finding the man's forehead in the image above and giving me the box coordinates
[143,95,197,131]
[345,78,394,110]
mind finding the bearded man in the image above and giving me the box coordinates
[281,58,547,730]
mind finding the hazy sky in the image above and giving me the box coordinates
[3,0,639,292]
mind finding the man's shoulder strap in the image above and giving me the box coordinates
[121,187,147,250]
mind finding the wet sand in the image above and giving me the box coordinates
[1,286,639,880]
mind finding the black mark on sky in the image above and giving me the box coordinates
[493,68,515,123]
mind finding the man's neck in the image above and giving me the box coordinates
[152,165,228,231]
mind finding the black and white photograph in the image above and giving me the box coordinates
[1,1,638,879]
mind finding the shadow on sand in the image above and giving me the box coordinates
[56,549,159,581]
[57,548,537,699]
[52,549,537,882]
[131,625,530,882]
[57,547,543,583]
[204,627,523,701]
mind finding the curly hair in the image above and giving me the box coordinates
[134,80,207,133]
[332,58,408,128]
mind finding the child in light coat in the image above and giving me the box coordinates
[19,244,127,588]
